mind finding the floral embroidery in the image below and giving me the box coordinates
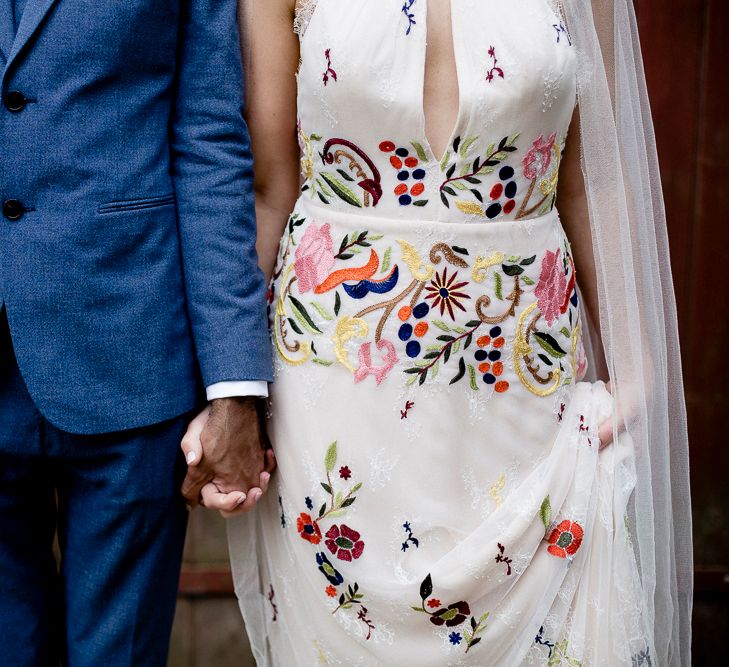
[631,648,652,667]
[322,48,337,86]
[268,584,278,622]
[449,632,463,645]
[273,216,585,399]
[325,524,365,561]
[294,222,335,294]
[495,542,513,575]
[401,521,420,551]
[292,442,375,639]
[535,248,567,327]
[517,132,562,219]
[401,0,417,35]
[439,134,519,216]
[316,552,345,586]
[300,131,382,208]
[547,520,584,559]
[535,626,555,658]
[379,140,429,206]
[297,512,323,544]
[553,22,572,46]
[424,267,471,320]
[485,45,505,82]
[412,574,490,654]
[400,400,415,419]
[279,495,286,527]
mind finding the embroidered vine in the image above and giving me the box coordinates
[401,1,417,35]
[401,521,420,551]
[485,46,505,82]
[268,584,278,622]
[322,48,337,85]
[294,441,376,640]
[412,574,490,654]
[495,542,513,576]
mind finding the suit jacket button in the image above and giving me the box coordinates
[4,91,27,113]
[2,200,25,221]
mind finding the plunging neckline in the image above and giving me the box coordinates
[419,0,465,165]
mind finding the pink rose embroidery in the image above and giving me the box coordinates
[535,248,567,327]
[294,223,336,293]
[523,133,556,180]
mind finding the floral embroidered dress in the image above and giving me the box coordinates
[229,1,651,665]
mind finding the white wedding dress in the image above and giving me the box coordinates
[229,1,653,665]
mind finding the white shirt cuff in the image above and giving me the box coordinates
[206,381,269,400]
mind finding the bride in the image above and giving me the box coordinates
[187,1,692,664]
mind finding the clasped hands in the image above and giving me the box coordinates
[180,397,276,516]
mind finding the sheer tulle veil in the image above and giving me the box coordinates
[561,1,693,663]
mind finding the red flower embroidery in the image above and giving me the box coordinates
[427,598,442,609]
[424,268,471,320]
[547,519,584,558]
[339,465,352,480]
[325,584,337,598]
[296,512,322,545]
[429,601,471,627]
[325,524,365,561]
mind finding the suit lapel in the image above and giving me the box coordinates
[2,0,60,80]
[0,0,16,64]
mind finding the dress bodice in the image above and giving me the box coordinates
[295,0,577,223]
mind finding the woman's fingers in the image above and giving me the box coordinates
[200,483,247,513]
[180,406,211,466]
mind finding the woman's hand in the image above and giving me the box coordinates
[180,404,276,517]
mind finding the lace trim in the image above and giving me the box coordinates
[294,0,318,37]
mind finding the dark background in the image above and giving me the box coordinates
[169,2,729,664]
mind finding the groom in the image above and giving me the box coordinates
[0,0,271,665]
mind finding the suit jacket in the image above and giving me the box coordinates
[0,0,273,434]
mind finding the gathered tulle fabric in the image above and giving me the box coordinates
[231,1,691,664]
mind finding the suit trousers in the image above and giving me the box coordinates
[0,311,189,666]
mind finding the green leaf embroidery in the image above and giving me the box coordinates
[324,441,338,473]
[312,358,334,366]
[540,495,552,530]
[334,291,341,316]
[289,296,322,334]
[381,246,392,273]
[560,326,571,338]
[522,275,535,286]
[460,136,479,157]
[495,272,503,300]
[411,141,429,162]
[439,150,451,172]
[320,172,363,208]
[311,301,334,321]
[534,332,567,358]
[433,320,452,332]
[468,364,479,391]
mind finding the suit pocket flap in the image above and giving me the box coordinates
[98,194,175,214]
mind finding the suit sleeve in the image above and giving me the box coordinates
[169,0,273,386]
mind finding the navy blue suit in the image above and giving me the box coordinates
[0,0,271,664]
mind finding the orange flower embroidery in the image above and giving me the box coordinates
[547,519,584,558]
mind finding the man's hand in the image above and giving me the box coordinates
[180,397,275,514]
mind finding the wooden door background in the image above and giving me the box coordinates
[169,2,729,664]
